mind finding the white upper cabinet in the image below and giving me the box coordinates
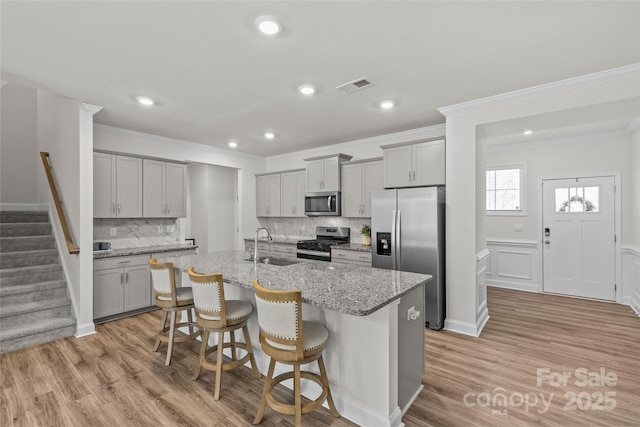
[143,159,186,218]
[304,154,352,192]
[382,139,445,188]
[94,153,142,218]
[256,173,281,217]
[341,159,383,217]
[280,169,306,217]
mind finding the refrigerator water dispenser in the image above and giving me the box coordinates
[376,232,391,256]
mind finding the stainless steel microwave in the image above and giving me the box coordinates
[304,191,341,216]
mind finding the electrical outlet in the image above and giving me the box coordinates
[514,223,523,232]
[166,225,175,233]
[157,225,163,233]
[110,228,117,236]
[407,306,420,321]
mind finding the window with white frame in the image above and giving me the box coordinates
[486,165,525,214]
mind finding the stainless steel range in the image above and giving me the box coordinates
[296,226,350,262]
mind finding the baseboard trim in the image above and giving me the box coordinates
[444,316,489,337]
[488,281,539,293]
[75,322,96,337]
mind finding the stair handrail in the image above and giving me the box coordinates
[40,152,80,255]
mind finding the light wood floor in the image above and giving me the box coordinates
[1,287,638,426]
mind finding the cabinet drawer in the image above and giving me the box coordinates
[270,244,297,255]
[94,254,150,271]
[331,249,372,266]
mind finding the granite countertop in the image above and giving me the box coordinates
[163,250,431,316]
[93,244,197,259]
[335,243,372,253]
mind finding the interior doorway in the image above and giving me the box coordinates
[542,175,616,301]
[188,163,238,253]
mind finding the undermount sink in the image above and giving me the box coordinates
[245,257,300,266]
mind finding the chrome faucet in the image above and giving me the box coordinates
[254,227,272,265]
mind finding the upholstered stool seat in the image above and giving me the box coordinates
[150,258,200,366]
[252,278,339,426]
[188,267,260,400]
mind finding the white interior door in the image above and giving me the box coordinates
[542,176,615,300]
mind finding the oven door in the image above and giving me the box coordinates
[304,191,341,216]
[297,249,331,261]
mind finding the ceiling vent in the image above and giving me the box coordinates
[336,77,375,94]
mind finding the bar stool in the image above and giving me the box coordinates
[252,278,339,426]
[188,266,260,400]
[149,258,200,366]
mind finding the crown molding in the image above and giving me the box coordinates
[438,63,640,116]
[81,103,103,115]
[266,123,446,161]
[93,123,263,160]
[485,128,634,153]
[627,116,640,134]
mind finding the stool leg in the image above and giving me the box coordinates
[213,331,225,400]
[294,364,302,427]
[254,358,276,424]
[193,329,209,381]
[165,311,177,366]
[153,310,168,352]
[242,325,261,378]
[318,355,340,418]
[230,330,238,361]
[186,307,194,336]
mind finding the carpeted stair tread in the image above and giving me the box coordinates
[0,297,71,318]
[0,212,50,223]
[0,223,52,237]
[0,249,59,268]
[0,263,63,277]
[0,316,75,342]
[0,280,67,297]
[0,235,56,252]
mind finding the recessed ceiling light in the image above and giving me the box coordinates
[136,96,154,106]
[255,15,281,35]
[227,141,238,148]
[379,100,395,110]
[263,132,276,140]
[523,129,533,135]
[298,85,316,95]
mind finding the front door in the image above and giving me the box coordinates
[542,176,615,301]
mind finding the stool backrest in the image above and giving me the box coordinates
[150,258,177,305]
[252,278,304,360]
[187,266,227,327]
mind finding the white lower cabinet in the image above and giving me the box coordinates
[331,248,372,267]
[93,255,150,319]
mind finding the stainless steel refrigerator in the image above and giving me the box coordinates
[372,186,445,330]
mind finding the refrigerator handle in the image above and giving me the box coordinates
[391,209,398,270]
[396,209,401,270]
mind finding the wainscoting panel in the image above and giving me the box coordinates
[486,239,539,292]
[622,247,640,315]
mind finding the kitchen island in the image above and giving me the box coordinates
[163,251,430,427]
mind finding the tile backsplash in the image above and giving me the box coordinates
[257,217,371,242]
[94,218,181,249]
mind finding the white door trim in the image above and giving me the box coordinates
[537,172,621,302]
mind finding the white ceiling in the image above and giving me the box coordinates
[2,1,639,157]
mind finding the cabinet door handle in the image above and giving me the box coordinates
[120,273,124,284]
[117,203,121,214]
[125,272,129,283]
[112,203,116,214]
[167,205,170,214]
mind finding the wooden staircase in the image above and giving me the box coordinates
[0,211,76,353]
